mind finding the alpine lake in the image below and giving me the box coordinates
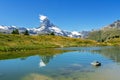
[0,46,120,80]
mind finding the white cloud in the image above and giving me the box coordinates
[39,15,47,22]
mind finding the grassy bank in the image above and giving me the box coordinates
[105,38,120,46]
[0,34,98,52]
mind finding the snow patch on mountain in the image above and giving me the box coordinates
[72,31,81,35]
[50,27,61,33]
[67,31,81,38]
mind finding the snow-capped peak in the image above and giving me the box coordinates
[39,15,47,22]
[0,25,17,30]
[66,31,82,38]
[0,25,7,29]
[0,25,18,34]
[10,25,17,28]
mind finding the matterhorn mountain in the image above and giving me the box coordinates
[0,15,83,38]
[32,15,82,38]
[30,15,67,36]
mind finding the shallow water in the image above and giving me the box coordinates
[0,47,120,80]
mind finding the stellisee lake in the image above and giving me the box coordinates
[0,47,120,80]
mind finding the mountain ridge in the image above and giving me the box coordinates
[0,15,83,38]
[102,20,120,30]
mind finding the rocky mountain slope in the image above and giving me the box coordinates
[88,20,120,42]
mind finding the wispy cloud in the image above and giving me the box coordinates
[39,15,47,22]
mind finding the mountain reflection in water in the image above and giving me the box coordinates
[0,47,120,80]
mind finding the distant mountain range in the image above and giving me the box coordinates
[0,15,86,38]
[1,15,120,40]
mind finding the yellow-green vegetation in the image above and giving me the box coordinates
[105,38,120,46]
[0,33,98,52]
[93,38,120,46]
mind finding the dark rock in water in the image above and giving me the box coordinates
[91,61,101,66]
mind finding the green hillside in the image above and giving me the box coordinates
[88,28,120,42]
[0,34,97,52]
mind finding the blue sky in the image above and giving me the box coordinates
[0,0,120,31]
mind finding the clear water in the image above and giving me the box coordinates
[0,47,120,80]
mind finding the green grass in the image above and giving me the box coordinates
[0,33,98,52]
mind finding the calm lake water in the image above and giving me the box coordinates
[0,47,120,80]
